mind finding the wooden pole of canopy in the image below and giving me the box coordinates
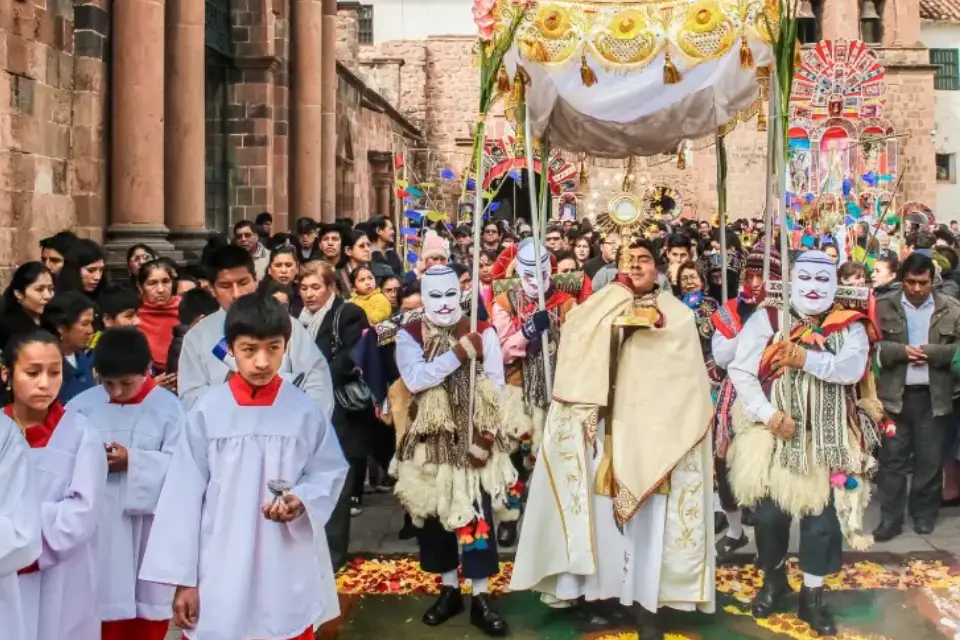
[763,88,777,280]
[523,101,553,397]
[716,134,729,304]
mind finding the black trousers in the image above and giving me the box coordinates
[325,463,355,572]
[753,497,842,577]
[417,490,500,580]
[715,456,738,513]
[876,386,944,525]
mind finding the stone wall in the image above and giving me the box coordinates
[1,0,107,278]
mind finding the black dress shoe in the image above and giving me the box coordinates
[714,512,729,535]
[470,593,508,636]
[751,568,790,619]
[798,585,837,636]
[398,520,418,540]
[423,586,464,626]
[497,521,519,548]
[914,520,935,535]
[716,533,750,562]
[636,607,664,640]
[872,521,902,542]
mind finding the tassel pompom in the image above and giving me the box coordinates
[580,53,598,87]
[757,106,767,132]
[677,149,686,170]
[663,51,681,84]
[793,41,802,69]
[739,39,754,69]
[497,65,510,94]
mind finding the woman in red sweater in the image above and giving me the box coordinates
[136,260,180,374]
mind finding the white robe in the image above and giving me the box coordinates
[0,416,41,640]
[19,411,107,640]
[139,380,349,640]
[67,385,184,622]
[177,308,335,417]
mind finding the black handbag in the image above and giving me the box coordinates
[331,304,373,412]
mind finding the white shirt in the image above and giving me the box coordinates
[711,331,739,370]
[139,380,349,640]
[177,308,335,417]
[67,384,184,622]
[395,325,505,393]
[18,411,107,640]
[728,309,870,424]
[0,417,41,640]
[902,293,935,386]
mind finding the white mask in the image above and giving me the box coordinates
[422,265,463,327]
[790,250,837,317]
[516,238,551,299]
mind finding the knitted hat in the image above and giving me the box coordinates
[745,243,782,280]
[420,230,450,261]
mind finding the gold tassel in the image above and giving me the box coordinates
[663,51,681,84]
[532,40,549,62]
[677,149,686,170]
[497,65,510,95]
[580,53,598,87]
[794,41,802,69]
[757,105,767,131]
[739,39,754,69]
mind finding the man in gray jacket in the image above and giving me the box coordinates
[874,252,960,540]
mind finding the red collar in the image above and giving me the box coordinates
[5,402,66,449]
[109,376,157,405]
[229,374,283,407]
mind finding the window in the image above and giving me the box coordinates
[796,0,822,45]
[931,49,960,91]
[358,5,374,45]
[937,154,956,183]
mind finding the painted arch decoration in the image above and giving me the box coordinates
[479,135,579,194]
[786,39,896,220]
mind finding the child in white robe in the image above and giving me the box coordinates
[67,327,184,640]
[0,413,41,640]
[141,292,349,640]
[175,245,334,416]
[9,328,107,640]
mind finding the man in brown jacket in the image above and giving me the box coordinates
[874,252,960,540]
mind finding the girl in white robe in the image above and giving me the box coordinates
[140,293,349,640]
[67,327,185,640]
[7,329,107,640]
[0,414,41,640]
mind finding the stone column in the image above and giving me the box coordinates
[291,0,324,221]
[165,0,208,260]
[320,0,338,222]
[369,152,393,218]
[107,0,178,263]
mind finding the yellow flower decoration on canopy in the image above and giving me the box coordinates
[686,1,721,33]
[609,9,648,40]
[535,5,571,39]
[676,0,737,61]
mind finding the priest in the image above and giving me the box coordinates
[510,238,715,640]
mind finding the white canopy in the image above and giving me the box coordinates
[501,0,776,156]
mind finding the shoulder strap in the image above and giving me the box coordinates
[331,303,345,355]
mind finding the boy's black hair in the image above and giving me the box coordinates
[255,212,273,226]
[207,245,256,282]
[179,288,219,325]
[41,291,96,333]
[93,327,152,377]
[224,292,292,345]
[99,286,142,319]
[399,280,421,301]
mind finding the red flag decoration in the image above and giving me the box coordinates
[394,154,404,170]
[395,188,409,199]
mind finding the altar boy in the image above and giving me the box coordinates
[67,327,184,640]
[140,293,349,640]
